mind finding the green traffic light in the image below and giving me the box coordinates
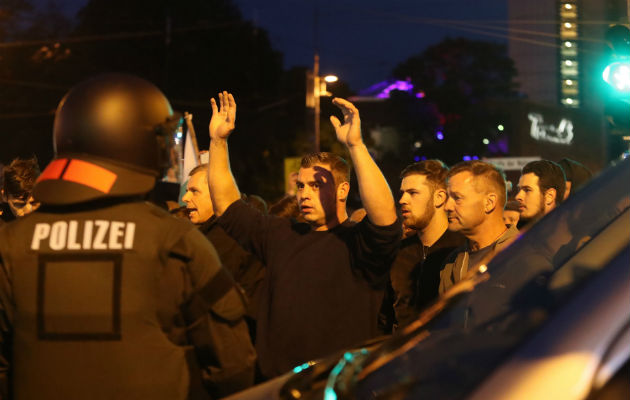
[603,61,630,93]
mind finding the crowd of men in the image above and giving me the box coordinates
[0,74,594,399]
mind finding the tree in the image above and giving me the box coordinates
[0,0,303,202]
[390,37,518,165]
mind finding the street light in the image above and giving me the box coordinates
[306,53,338,152]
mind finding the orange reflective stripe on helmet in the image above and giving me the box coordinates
[38,158,117,194]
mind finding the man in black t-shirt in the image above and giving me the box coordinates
[207,92,401,378]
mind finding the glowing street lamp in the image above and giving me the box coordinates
[307,54,338,152]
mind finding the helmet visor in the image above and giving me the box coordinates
[158,112,184,182]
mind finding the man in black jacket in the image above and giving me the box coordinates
[384,160,465,331]
[0,75,255,399]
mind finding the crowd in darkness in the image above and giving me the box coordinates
[0,75,595,399]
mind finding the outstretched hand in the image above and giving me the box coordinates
[330,97,363,147]
[209,91,236,140]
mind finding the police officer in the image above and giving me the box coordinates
[0,74,255,399]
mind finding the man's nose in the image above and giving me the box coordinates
[444,197,454,211]
[515,190,524,201]
[301,187,312,199]
[182,191,192,202]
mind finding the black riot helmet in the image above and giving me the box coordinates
[34,74,183,205]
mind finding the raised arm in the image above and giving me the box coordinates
[329,97,397,226]
[208,91,241,216]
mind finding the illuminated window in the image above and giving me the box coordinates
[561,61,579,76]
[562,79,578,95]
[559,0,579,108]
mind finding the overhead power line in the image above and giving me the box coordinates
[0,22,241,49]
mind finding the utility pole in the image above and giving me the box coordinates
[313,53,321,153]
[306,55,336,153]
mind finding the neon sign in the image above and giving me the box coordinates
[527,112,574,145]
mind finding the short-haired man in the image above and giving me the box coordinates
[386,160,466,330]
[515,160,566,223]
[207,92,401,378]
[182,164,266,336]
[2,157,41,218]
[439,161,519,293]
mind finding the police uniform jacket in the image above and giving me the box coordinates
[0,196,255,400]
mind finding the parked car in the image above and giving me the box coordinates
[228,157,630,400]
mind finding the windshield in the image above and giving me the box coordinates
[331,158,630,399]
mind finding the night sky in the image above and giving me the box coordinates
[40,0,508,92]
[235,0,508,91]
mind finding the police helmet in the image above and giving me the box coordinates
[34,74,182,205]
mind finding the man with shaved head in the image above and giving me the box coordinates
[439,160,518,293]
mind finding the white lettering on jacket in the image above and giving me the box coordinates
[31,220,136,251]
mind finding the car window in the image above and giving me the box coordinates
[333,158,630,399]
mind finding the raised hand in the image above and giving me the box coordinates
[329,97,363,147]
[209,91,236,140]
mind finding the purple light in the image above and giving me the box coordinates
[421,156,427,161]
[436,131,444,140]
[414,156,421,162]
[415,91,425,98]
[472,156,479,160]
[375,80,414,99]
[463,155,472,161]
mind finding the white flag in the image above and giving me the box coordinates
[182,129,199,180]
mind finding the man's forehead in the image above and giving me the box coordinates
[448,171,474,187]
[188,171,207,187]
[401,174,430,189]
[298,164,333,180]
[518,172,539,187]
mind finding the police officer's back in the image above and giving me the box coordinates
[0,74,255,399]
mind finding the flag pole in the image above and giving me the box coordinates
[184,112,201,163]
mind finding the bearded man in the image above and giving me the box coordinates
[386,160,465,330]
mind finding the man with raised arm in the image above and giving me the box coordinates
[207,92,401,379]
